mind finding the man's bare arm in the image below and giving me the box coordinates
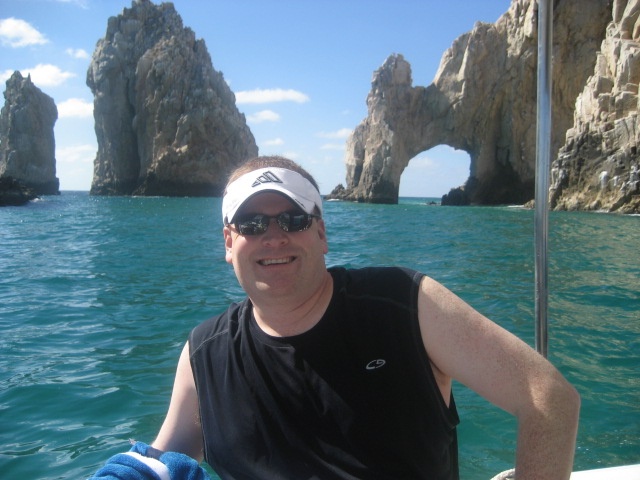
[152,342,204,462]
[418,276,580,480]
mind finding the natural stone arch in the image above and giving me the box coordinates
[339,56,461,204]
[328,0,610,206]
[337,51,534,205]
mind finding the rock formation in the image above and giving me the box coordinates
[0,71,59,196]
[0,177,38,206]
[87,0,258,196]
[551,0,640,213]
[329,0,616,209]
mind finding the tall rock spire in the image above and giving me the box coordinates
[0,71,59,196]
[87,0,258,196]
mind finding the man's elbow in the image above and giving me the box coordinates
[522,369,581,424]
[561,381,581,423]
[543,374,581,427]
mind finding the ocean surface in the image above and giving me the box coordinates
[1,192,638,479]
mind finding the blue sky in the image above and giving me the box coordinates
[1,0,511,196]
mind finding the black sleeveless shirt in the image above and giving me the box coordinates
[189,266,459,479]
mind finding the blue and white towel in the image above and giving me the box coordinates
[88,441,211,480]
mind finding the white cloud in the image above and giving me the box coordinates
[0,18,48,47]
[56,144,95,164]
[409,154,438,169]
[54,0,89,8]
[56,144,95,190]
[1,65,75,87]
[321,143,346,151]
[247,110,280,123]
[58,98,93,118]
[264,138,284,146]
[0,69,14,83]
[316,128,352,139]
[65,48,90,59]
[236,88,309,105]
[21,64,76,87]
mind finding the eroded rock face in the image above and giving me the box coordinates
[332,0,612,207]
[551,0,640,213]
[87,0,258,196]
[0,177,38,206]
[0,71,59,195]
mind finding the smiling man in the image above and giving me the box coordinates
[220,164,332,337]
[92,155,580,480]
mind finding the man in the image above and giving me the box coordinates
[93,155,580,479]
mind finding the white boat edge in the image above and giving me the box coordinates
[492,464,640,479]
[570,464,640,479]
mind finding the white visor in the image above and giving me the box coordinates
[222,167,323,224]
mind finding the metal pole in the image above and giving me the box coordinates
[535,0,553,358]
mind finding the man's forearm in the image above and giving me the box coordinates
[514,383,580,479]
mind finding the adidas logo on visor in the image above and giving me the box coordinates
[252,171,283,187]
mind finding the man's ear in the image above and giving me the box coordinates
[223,226,234,264]
[316,218,329,254]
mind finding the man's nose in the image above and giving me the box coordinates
[261,218,288,244]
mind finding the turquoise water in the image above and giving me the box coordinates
[1,192,638,479]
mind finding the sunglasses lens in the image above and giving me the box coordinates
[279,212,312,232]
[233,211,316,235]
[236,214,268,235]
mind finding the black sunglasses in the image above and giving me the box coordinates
[229,210,320,236]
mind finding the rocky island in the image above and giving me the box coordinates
[329,0,640,213]
[87,0,257,196]
[0,71,59,204]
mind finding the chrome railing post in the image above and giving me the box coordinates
[535,0,553,358]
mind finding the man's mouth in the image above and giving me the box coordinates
[258,257,295,266]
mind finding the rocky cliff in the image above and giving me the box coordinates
[330,0,625,210]
[551,0,640,213]
[87,0,258,196]
[0,71,59,195]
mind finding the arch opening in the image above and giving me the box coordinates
[399,145,470,199]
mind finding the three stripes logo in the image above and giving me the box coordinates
[252,171,283,187]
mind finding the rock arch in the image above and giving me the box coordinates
[328,0,611,206]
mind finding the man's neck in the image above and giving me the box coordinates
[252,270,334,337]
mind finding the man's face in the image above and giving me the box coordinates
[223,192,328,303]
